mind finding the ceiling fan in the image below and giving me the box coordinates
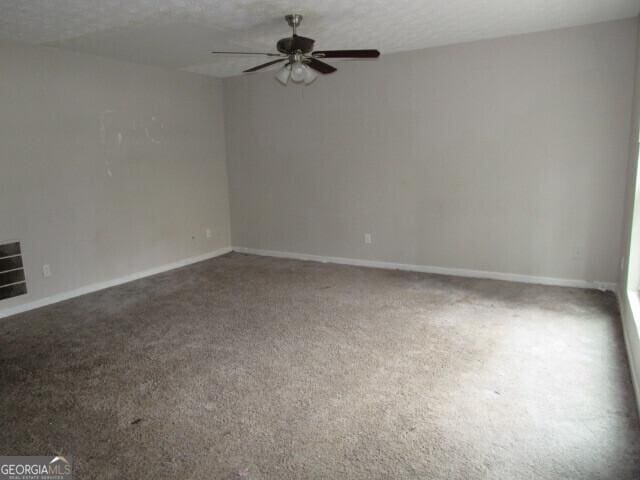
[211,14,380,85]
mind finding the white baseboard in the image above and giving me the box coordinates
[0,247,232,320]
[233,246,616,291]
[0,245,616,320]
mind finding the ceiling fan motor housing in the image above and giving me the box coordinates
[277,35,315,54]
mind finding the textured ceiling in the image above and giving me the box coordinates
[1,0,639,77]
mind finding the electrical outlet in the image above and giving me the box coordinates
[364,233,372,244]
[42,264,52,278]
[206,228,212,239]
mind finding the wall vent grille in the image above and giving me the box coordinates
[0,242,27,300]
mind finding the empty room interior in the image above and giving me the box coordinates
[3,1,640,478]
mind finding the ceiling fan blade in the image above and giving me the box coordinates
[243,58,287,73]
[313,49,380,59]
[211,51,282,57]
[306,58,337,74]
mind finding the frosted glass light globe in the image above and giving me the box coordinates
[290,62,306,82]
[303,65,318,84]
[276,65,291,85]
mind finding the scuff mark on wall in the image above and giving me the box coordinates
[145,115,165,144]
[99,111,168,178]
[99,109,117,178]
[144,127,161,144]
[99,109,116,145]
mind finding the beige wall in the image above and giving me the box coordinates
[224,19,637,286]
[0,41,231,312]
[0,19,637,315]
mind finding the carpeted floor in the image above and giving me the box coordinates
[1,252,639,479]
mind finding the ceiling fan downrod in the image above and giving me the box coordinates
[285,14,303,35]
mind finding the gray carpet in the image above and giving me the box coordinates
[1,252,639,479]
